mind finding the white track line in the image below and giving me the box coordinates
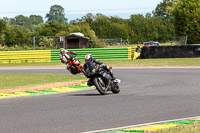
[83,116,200,133]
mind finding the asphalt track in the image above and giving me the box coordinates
[0,66,200,133]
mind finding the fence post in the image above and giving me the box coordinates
[33,37,35,48]
[63,37,65,48]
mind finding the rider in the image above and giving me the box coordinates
[59,48,77,63]
[59,48,77,72]
[83,54,116,86]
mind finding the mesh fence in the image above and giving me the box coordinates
[171,36,188,45]
[89,38,129,48]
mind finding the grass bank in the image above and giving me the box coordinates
[0,73,86,90]
[1,58,200,67]
[152,122,200,133]
[103,58,200,66]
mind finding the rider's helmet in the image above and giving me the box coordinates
[60,48,65,55]
[85,54,93,63]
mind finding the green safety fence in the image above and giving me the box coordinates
[0,47,134,63]
[51,47,130,62]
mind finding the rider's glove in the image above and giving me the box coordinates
[92,68,96,73]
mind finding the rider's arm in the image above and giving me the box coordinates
[93,59,106,68]
[83,63,90,77]
[93,59,111,70]
[83,63,87,71]
[66,51,77,55]
[59,54,67,64]
[93,59,103,65]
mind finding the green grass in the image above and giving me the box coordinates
[0,58,200,67]
[152,123,200,133]
[0,73,86,90]
[102,58,200,66]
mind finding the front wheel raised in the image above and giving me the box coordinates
[93,77,107,95]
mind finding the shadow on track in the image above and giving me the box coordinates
[69,93,112,97]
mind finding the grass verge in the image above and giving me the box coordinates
[0,73,86,90]
[151,122,200,133]
[102,58,200,66]
[0,58,200,67]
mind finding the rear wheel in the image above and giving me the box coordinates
[93,77,107,95]
[69,66,77,75]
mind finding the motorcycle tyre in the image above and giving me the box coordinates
[111,85,120,94]
[93,77,107,95]
[68,68,77,75]
[71,71,77,75]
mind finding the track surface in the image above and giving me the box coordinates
[0,67,200,133]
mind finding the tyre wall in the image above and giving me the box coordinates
[141,45,200,59]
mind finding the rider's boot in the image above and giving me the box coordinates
[110,72,116,80]
[87,78,93,86]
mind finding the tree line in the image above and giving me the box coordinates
[0,0,200,49]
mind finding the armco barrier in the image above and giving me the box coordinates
[0,50,51,63]
[128,47,136,59]
[51,48,129,62]
[0,48,131,63]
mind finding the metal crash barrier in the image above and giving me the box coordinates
[0,50,51,63]
[0,47,135,63]
[51,48,130,62]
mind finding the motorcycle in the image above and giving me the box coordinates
[85,62,120,95]
[64,55,84,75]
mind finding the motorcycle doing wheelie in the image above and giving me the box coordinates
[85,62,120,95]
[64,55,84,75]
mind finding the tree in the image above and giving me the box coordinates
[128,14,175,44]
[10,15,31,27]
[153,0,175,22]
[91,15,110,39]
[128,14,146,43]
[4,25,32,47]
[0,19,6,34]
[46,5,67,24]
[69,23,97,41]
[168,0,200,44]
[91,15,129,40]
[110,16,128,24]
[68,23,106,48]
[81,13,95,25]
[0,19,7,44]
[29,15,44,25]
[38,21,68,36]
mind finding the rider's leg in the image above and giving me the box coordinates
[104,64,116,80]
[87,78,93,86]
[110,71,116,80]
[67,66,72,73]
[66,64,71,71]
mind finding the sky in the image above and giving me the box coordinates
[0,0,163,22]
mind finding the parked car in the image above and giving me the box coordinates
[143,41,160,47]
